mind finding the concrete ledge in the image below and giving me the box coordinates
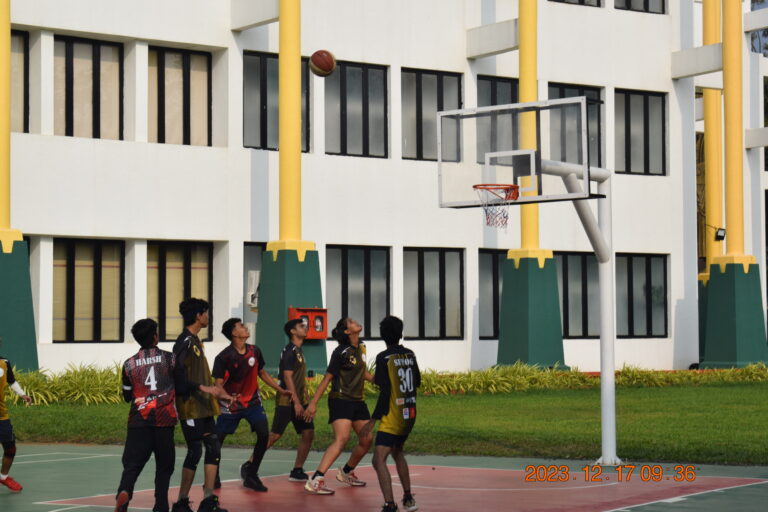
[467,18,518,59]
[744,8,768,33]
[671,43,722,80]
[232,0,278,32]
[745,127,768,149]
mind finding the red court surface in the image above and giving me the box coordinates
[42,465,767,512]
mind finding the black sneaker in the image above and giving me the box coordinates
[239,461,251,481]
[171,498,194,512]
[197,496,227,512]
[243,474,268,492]
[214,472,221,490]
[381,503,398,512]
[288,468,309,482]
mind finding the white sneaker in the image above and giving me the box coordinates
[336,467,366,487]
[402,495,418,512]
[304,475,335,495]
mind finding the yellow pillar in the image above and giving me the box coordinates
[713,0,754,271]
[267,0,314,261]
[0,0,22,254]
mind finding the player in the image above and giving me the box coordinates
[266,319,315,482]
[172,298,232,512]
[0,347,32,493]
[212,318,289,492]
[304,317,374,495]
[360,316,421,512]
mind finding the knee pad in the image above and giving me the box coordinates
[183,440,203,471]
[203,434,221,466]
[2,441,16,459]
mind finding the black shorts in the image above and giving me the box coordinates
[0,420,14,443]
[180,417,216,444]
[271,405,314,435]
[328,398,370,424]
[376,430,409,448]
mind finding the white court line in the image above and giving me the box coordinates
[392,481,620,492]
[44,505,91,512]
[601,480,768,512]
[15,454,117,465]
[14,452,76,458]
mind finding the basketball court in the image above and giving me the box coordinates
[2,444,765,512]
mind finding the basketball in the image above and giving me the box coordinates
[309,50,336,77]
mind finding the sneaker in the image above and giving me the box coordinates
[239,461,251,481]
[288,468,309,482]
[114,490,130,512]
[402,494,418,512]
[197,496,227,512]
[0,476,22,492]
[336,467,366,487]
[304,475,335,495]
[243,474,268,492]
[214,472,221,490]
[381,503,398,512]
[171,498,194,512]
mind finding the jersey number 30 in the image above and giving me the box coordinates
[397,367,414,393]
[145,366,158,391]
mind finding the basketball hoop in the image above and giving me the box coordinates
[473,184,519,228]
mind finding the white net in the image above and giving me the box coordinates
[473,185,518,228]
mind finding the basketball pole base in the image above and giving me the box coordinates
[0,239,39,371]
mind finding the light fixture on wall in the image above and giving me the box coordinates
[714,228,726,242]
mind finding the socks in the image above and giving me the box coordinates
[203,488,213,499]
[312,470,325,479]
[0,474,7,480]
[343,463,355,474]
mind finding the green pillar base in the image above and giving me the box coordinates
[254,249,326,376]
[0,241,38,371]
[498,257,566,368]
[698,279,707,364]
[701,263,768,368]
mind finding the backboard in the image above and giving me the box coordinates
[437,96,601,208]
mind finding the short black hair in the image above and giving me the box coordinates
[179,298,209,327]
[284,319,304,338]
[131,318,158,348]
[379,316,403,345]
[221,318,241,341]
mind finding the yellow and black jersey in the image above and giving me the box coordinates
[173,329,219,420]
[0,357,16,421]
[277,342,308,407]
[326,342,367,402]
[372,345,421,436]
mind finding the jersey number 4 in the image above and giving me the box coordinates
[145,366,158,391]
[397,367,414,393]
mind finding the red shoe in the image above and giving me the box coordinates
[115,490,130,512]
[0,476,23,492]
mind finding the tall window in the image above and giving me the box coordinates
[615,0,665,15]
[243,52,309,151]
[554,252,600,339]
[478,249,505,339]
[403,248,463,339]
[402,68,461,161]
[616,254,667,337]
[147,242,213,341]
[615,89,666,175]
[11,30,29,133]
[148,47,211,146]
[326,246,390,339]
[54,36,123,140]
[53,239,125,342]
[476,75,518,164]
[549,83,602,168]
[325,61,388,158]
[550,0,600,6]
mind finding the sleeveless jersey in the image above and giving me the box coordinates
[122,347,177,428]
[372,345,420,436]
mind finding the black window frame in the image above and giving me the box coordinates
[11,30,29,133]
[549,82,603,168]
[403,247,465,340]
[325,60,389,158]
[325,245,391,340]
[149,45,212,147]
[242,51,310,152]
[54,35,125,140]
[401,67,463,161]
[616,253,668,338]
[615,88,666,176]
[478,249,506,340]
[549,0,601,6]
[148,241,214,342]
[554,251,600,339]
[53,238,126,344]
[615,0,665,15]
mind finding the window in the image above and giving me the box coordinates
[554,252,600,339]
[476,75,518,164]
[615,89,666,175]
[243,52,309,151]
[147,242,213,341]
[403,248,463,339]
[325,61,387,157]
[616,254,667,337]
[751,1,768,56]
[11,30,29,133]
[478,249,505,339]
[550,0,600,6]
[326,246,390,339]
[54,36,123,140]
[615,0,664,15]
[148,47,211,146]
[402,68,461,160]
[549,83,602,168]
[52,239,125,342]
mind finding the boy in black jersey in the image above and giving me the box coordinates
[361,316,421,512]
[267,319,315,482]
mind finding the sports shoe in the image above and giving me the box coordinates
[336,467,366,487]
[197,495,227,512]
[114,490,130,512]
[402,494,418,512]
[171,498,194,512]
[381,503,398,512]
[304,475,335,495]
[239,461,251,481]
[0,476,22,492]
[288,468,309,482]
[243,474,268,492]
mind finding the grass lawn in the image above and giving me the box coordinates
[9,383,768,465]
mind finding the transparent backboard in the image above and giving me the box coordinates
[437,97,600,208]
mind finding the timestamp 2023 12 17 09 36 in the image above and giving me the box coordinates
[524,464,699,483]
